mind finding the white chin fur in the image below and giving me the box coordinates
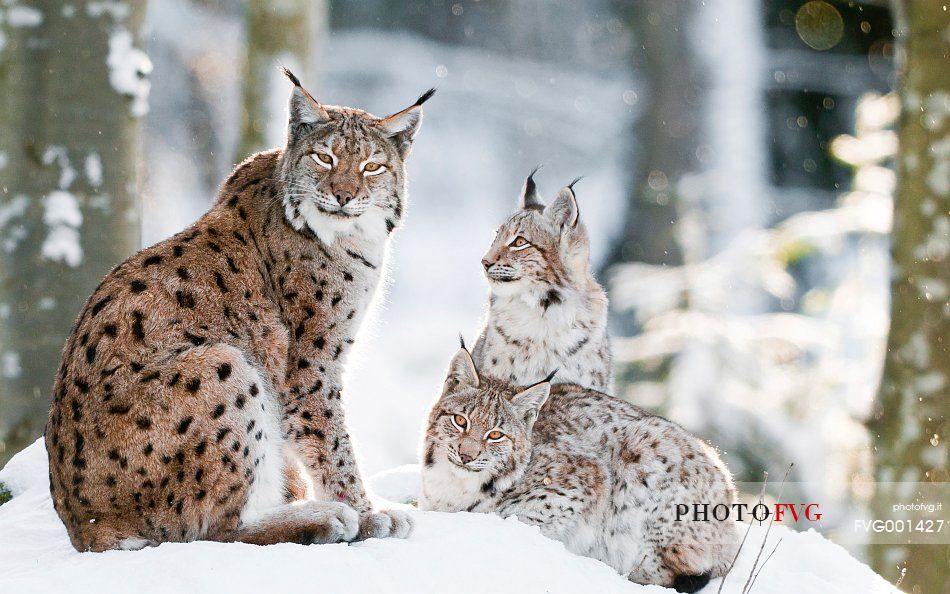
[420,451,487,512]
[487,277,530,298]
[299,200,354,244]
[289,199,384,246]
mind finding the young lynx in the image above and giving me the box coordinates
[420,346,738,593]
[473,172,612,392]
[45,69,432,552]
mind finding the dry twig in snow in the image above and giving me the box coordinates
[742,463,794,594]
[717,471,770,594]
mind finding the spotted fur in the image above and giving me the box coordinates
[473,173,612,392]
[45,71,430,551]
[420,348,738,591]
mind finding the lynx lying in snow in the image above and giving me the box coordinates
[45,69,432,552]
[473,171,612,392]
[420,345,739,593]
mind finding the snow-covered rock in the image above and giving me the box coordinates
[0,440,897,594]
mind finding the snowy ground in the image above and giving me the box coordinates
[0,441,898,594]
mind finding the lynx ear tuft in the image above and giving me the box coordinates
[459,333,468,351]
[280,66,303,88]
[414,87,437,107]
[282,67,329,131]
[377,88,434,159]
[518,166,544,211]
[443,348,479,394]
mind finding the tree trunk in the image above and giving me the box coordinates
[606,0,702,268]
[0,1,146,465]
[237,0,326,160]
[869,1,949,590]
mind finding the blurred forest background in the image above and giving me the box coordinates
[0,0,946,589]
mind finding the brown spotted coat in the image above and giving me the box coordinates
[45,74,431,551]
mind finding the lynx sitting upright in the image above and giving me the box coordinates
[473,171,612,392]
[45,70,432,552]
[420,345,738,593]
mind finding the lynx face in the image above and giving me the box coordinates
[425,348,550,479]
[287,117,400,220]
[278,71,433,244]
[481,174,590,298]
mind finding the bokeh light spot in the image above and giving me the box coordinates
[647,170,669,191]
[794,1,844,51]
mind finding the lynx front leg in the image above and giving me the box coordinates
[274,249,414,540]
[496,482,585,542]
[496,453,604,543]
[281,378,413,540]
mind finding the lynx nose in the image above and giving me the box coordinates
[481,258,494,271]
[459,452,474,464]
[334,189,354,207]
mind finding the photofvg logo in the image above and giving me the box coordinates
[674,502,822,523]
[673,481,949,546]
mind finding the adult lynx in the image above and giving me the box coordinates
[45,69,432,551]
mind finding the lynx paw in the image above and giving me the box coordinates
[299,501,360,544]
[357,509,414,540]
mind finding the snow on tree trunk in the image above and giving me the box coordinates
[0,1,147,466]
[237,0,326,160]
[869,1,949,590]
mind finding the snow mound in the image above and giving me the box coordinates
[1,440,897,594]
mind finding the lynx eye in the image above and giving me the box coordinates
[486,430,505,441]
[362,162,386,177]
[363,161,386,177]
[451,414,468,431]
[311,152,333,169]
[509,236,530,250]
